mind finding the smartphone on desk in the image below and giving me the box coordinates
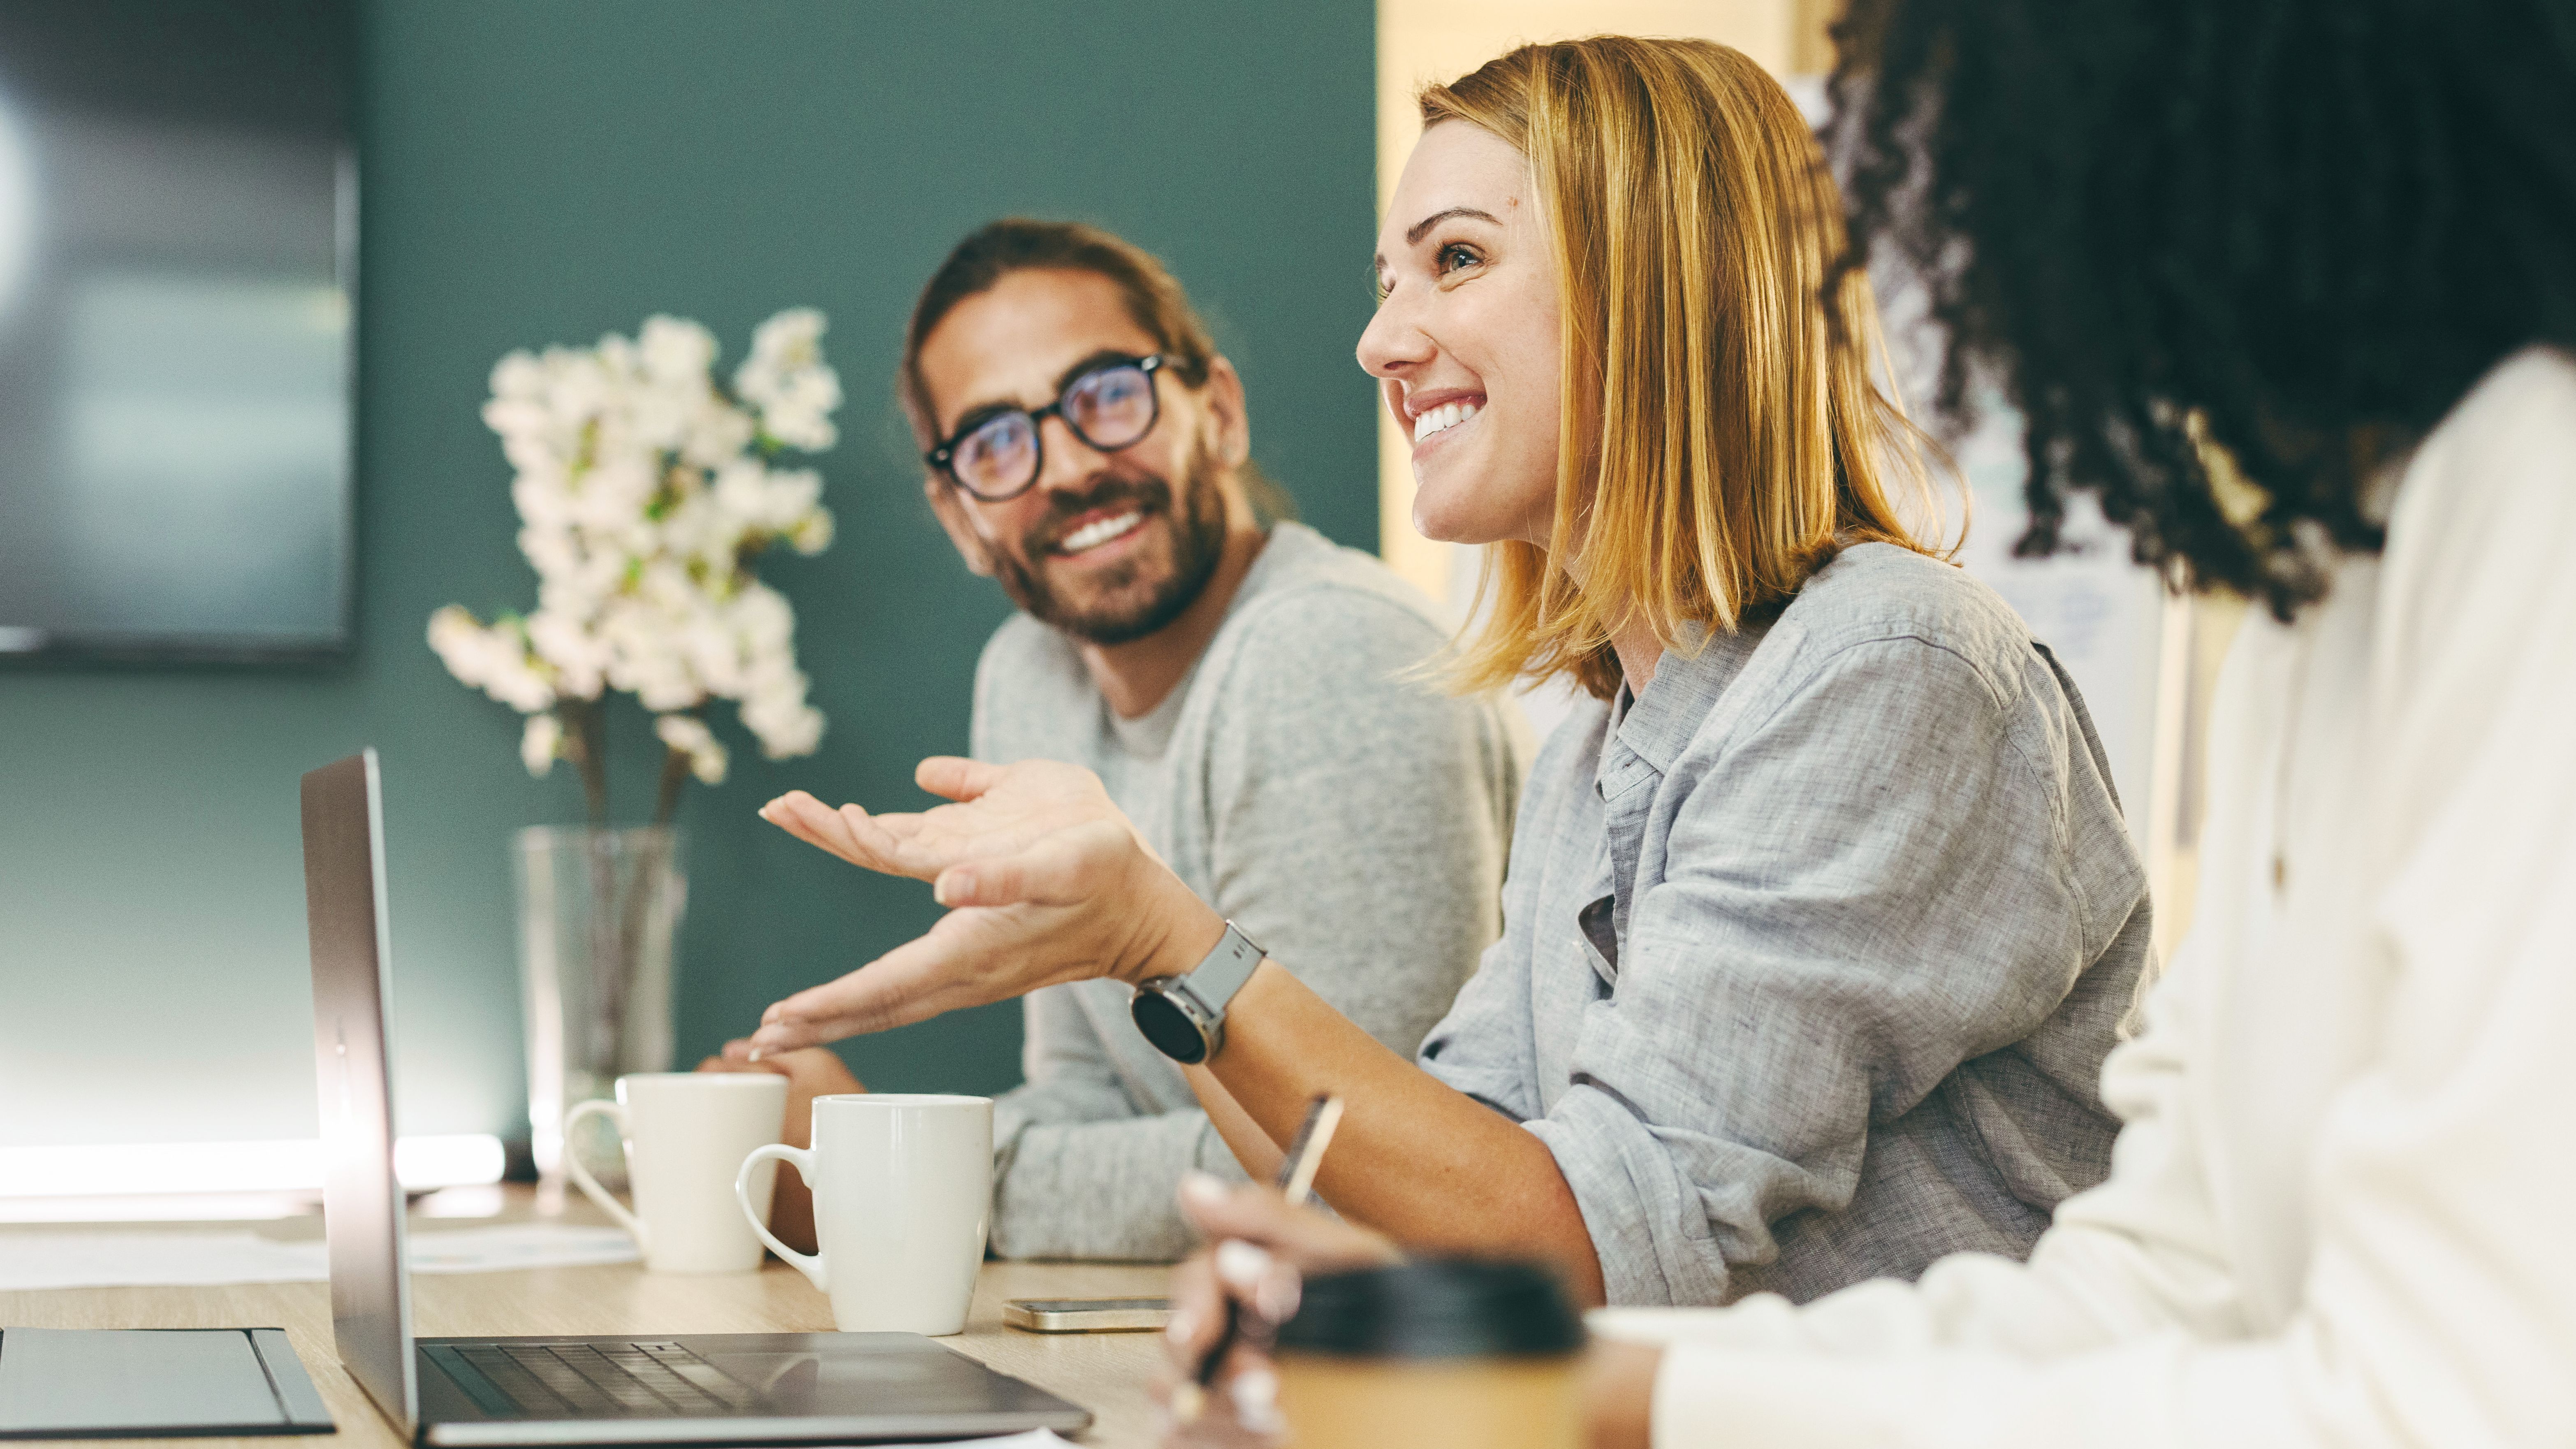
[1002,1297,1174,1333]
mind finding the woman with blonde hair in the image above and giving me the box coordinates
[744,35,2150,1314]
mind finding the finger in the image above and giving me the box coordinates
[931,818,1124,907]
[721,1038,757,1062]
[913,755,1003,802]
[746,920,999,1048]
[1164,1253,1226,1374]
[759,793,871,865]
[1179,1175,1400,1274]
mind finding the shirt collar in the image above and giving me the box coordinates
[1598,617,1773,785]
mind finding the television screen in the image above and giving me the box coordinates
[0,0,353,661]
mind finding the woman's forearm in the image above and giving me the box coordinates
[1188,960,1608,1305]
[1185,1062,1286,1183]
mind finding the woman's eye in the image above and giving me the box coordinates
[1436,243,1482,276]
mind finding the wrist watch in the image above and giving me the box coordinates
[1129,920,1265,1065]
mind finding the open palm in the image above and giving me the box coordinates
[759,756,1146,883]
[750,760,1219,1047]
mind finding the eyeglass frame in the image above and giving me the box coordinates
[924,353,1169,503]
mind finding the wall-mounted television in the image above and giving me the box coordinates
[0,0,354,663]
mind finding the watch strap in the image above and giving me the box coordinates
[1177,920,1264,1016]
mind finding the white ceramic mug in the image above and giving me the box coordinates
[565,1072,787,1273]
[735,1093,992,1335]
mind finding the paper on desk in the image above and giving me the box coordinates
[0,1223,639,1290]
[814,1423,1077,1433]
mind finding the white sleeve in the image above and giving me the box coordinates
[1629,352,2576,1449]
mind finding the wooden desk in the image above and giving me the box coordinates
[0,1201,1173,1447]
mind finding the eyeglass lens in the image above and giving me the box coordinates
[951,361,1158,498]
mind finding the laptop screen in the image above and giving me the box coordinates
[299,749,419,1433]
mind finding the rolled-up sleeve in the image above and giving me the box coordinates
[1531,637,2099,1305]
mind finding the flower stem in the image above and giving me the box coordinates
[651,745,690,828]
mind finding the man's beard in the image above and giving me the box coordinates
[987,441,1231,647]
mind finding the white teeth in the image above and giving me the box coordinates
[1411,401,1481,442]
[1057,510,1144,554]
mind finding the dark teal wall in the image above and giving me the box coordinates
[0,0,1378,1146]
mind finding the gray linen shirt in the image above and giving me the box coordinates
[1420,542,2152,1307]
[974,522,1520,1260]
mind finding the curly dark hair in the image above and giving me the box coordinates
[1826,0,2576,617]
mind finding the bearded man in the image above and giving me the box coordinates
[713,219,1517,1260]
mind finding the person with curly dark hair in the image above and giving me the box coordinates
[1157,2,2576,1445]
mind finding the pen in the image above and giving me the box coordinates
[1193,1094,1344,1394]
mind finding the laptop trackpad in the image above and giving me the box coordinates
[0,1328,335,1437]
[693,1335,1040,1415]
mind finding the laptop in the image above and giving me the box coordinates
[299,749,1092,1445]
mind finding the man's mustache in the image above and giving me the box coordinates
[1023,475,1172,556]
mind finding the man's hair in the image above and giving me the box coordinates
[1424,38,1941,701]
[1829,0,2576,618]
[900,218,1295,524]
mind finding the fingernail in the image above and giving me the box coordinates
[1256,1272,1301,1324]
[1214,1240,1270,1291]
[934,873,971,906]
[1231,1366,1281,1429]
[1167,1382,1205,1426]
[1179,1171,1228,1208]
[1164,1309,1195,1344]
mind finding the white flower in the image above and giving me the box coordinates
[681,401,757,471]
[729,583,795,653]
[745,307,825,377]
[439,309,839,791]
[428,605,491,685]
[524,606,609,700]
[521,712,562,777]
[741,687,824,758]
[638,315,717,385]
[490,350,547,402]
[654,714,730,786]
[755,368,842,451]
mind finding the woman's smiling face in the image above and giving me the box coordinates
[1359,121,1565,550]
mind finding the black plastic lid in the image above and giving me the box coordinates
[1274,1258,1585,1360]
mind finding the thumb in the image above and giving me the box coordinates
[914,755,1001,802]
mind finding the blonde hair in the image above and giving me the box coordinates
[1424,37,1943,699]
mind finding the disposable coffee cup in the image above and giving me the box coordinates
[1274,1258,1586,1449]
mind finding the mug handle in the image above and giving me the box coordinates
[562,1099,647,1251]
[737,1143,826,1291]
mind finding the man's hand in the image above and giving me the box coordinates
[750,760,1223,1052]
[696,1044,862,1256]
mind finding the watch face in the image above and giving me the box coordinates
[1130,990,1211,1064]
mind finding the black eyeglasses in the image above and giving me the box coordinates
[926,354,1167,502]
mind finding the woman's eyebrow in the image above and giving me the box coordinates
[1405,206,1501,246]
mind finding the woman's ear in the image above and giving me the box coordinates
[1202,355,1253,468]
[923,475,997,577]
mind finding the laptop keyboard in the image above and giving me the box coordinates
[444,1341,753,1418]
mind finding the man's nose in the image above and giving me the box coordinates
[1033,411,1113,495]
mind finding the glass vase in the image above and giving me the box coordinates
[515,825,686,1185]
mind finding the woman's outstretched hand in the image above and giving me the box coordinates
[748,756,1224,1050]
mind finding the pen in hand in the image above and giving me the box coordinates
[1181,1094,1344,1416]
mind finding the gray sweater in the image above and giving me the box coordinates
[971,523,1520,1260]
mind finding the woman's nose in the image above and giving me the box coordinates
[1356,289,1432,379]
